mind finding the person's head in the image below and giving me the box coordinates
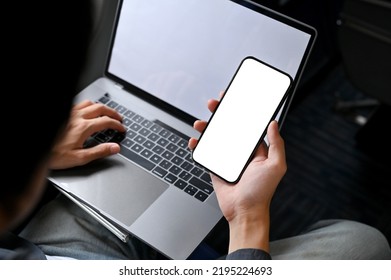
[0,2,92,231]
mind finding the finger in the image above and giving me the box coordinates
[207,91,225,113]
[80,103,123,121]
[79,143,121,165]
[207,99,219,113]
[266,121,286,164]
[87,116,126,135]
[252,140,268,161]
[209,172,227,194]
[73,99,95,110]
[193,120,207,133]
[188,137,198,150]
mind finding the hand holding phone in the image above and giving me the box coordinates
[192,57,292,183]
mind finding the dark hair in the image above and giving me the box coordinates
[1,2,92,214]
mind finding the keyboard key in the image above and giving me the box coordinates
[171,156,183,165]
[130,123,141,132]
[166,143,178,152]
[131,144,143,153]
[134,135,146,144]
[111,132,125,143]
[177,139,188,149]
[139,128,150,137]
[184,186,197,196]
[124,110,135,118]
[189,177,213,194]
[126,130,137,139]
[107,100,118,109]
[143,140,155,149]
[175,148,187,158]
[152,166,167,178]
[191,167,203,177]
[122,138,134,148]
[152,145,164,155]
[162,151,174,160]
[169,166,181,175]
[159,160,172,170]
[150,124,162,133]
[116,105,127,114]
[123,118,132,127]
[185,153,193,162]
[141,119,153,128]
[180,161,193,171]
[147,133,159,142]
[200,172,212,185]
[98,95,110,104]
[132,114,144,123]
[157,138,169,147]
[83,137,99,148]
[194,191,208,202]
[179,171,191,181]
[164,173,177,184]
[95,133,111,143]
[168,134,180,143]
[140,149,153,159]
[159,129,170,138]
[150,154,162,164]
[174,179,187,190]
[102,129,115,137]
[120,148,155,171]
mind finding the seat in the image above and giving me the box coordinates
[335,0,391,158]
[77,0,119,92]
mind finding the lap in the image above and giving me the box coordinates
[19,195,391,260]
[20,194,160,260]
[270,219,391,260]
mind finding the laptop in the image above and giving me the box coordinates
[49,0,316,260]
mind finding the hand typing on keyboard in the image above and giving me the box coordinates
[48,99,126,170]
[90,93,214,202]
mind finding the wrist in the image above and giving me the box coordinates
[227,208,270,254]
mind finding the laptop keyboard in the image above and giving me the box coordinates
[83,93,213,202]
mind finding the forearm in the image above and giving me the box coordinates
[227,209,270,254]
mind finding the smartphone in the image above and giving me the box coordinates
[192,56,292,183]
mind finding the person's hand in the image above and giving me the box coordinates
[189,93,287,254]
[49,100,126,170]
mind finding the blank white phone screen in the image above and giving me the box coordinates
[192,57,292,183]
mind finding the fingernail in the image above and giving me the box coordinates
[110,144,120,154]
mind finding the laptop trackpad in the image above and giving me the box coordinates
[50,155,169,226]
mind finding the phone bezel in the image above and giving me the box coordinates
[192,56,293,183]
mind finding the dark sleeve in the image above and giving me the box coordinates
[225,248,272,260]
[0,232,47,260]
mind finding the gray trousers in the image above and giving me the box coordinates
[20,194,391,260]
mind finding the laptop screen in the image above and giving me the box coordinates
[106,0,316,123]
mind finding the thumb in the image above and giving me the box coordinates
[81,143,121,164]
[266,121,286,163]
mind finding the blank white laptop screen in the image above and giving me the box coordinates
[108,0,314,122]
